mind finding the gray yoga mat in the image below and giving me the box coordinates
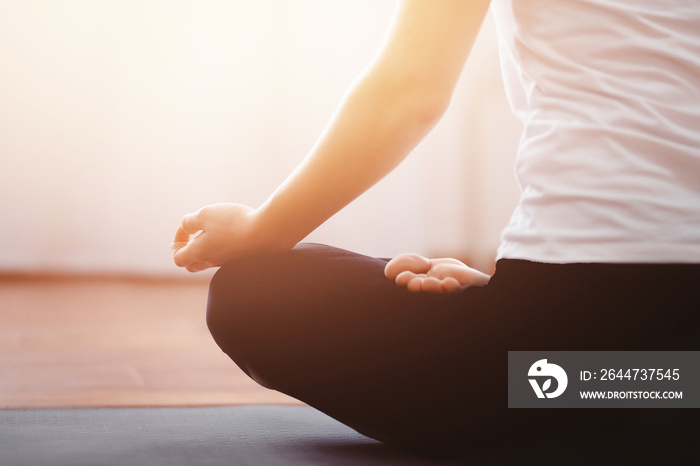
[0,405,465,466]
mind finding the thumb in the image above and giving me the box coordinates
[173,235,204,268]
[384,253,431,280]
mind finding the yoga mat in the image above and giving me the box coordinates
[0,405,463,465]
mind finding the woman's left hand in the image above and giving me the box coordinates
[384,253,490,293]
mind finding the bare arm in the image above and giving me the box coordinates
[173,0,491,272]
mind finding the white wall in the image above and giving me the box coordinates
[0,1,521,276]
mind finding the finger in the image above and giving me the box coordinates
[406,276,459,294]
[406,276,424,293]
[440,277,462,293]
[185,262,210,273]
[173,245,191,268]
[432,257,469,267]
[395,270,419,287]
[181,211,205,235]
[170,241,189,253]
[420,276,443,293]
[384,253,431,279]
[173,236,206,268]
[172,225,191,244]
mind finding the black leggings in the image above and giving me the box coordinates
[206,244,699,458]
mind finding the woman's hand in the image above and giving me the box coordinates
[171,203,268,273]
[384,253,490,293]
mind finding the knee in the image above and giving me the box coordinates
[204,260,288,388]
[205,251,284,339]
[205,264,256,369]
[205,263,236,326]
[205,245,318,340]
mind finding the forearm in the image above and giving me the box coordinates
[172,1,491,272]
[252,74,447,251]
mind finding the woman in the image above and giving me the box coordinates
[172,0,700,459]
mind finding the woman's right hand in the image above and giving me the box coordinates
[171,203,270,273]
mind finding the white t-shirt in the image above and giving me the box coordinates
[491,0,700,263]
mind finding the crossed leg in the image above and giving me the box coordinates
[205,243,700,459]
[205,244,499,451]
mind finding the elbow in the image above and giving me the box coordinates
[417,94,451,128]
[402,89,450,130]
[391,82,452,131]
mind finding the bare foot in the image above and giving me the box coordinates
[384,253,490,293]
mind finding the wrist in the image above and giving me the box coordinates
[246,206,298,254]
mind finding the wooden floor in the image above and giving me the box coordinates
[0,274,301,409]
